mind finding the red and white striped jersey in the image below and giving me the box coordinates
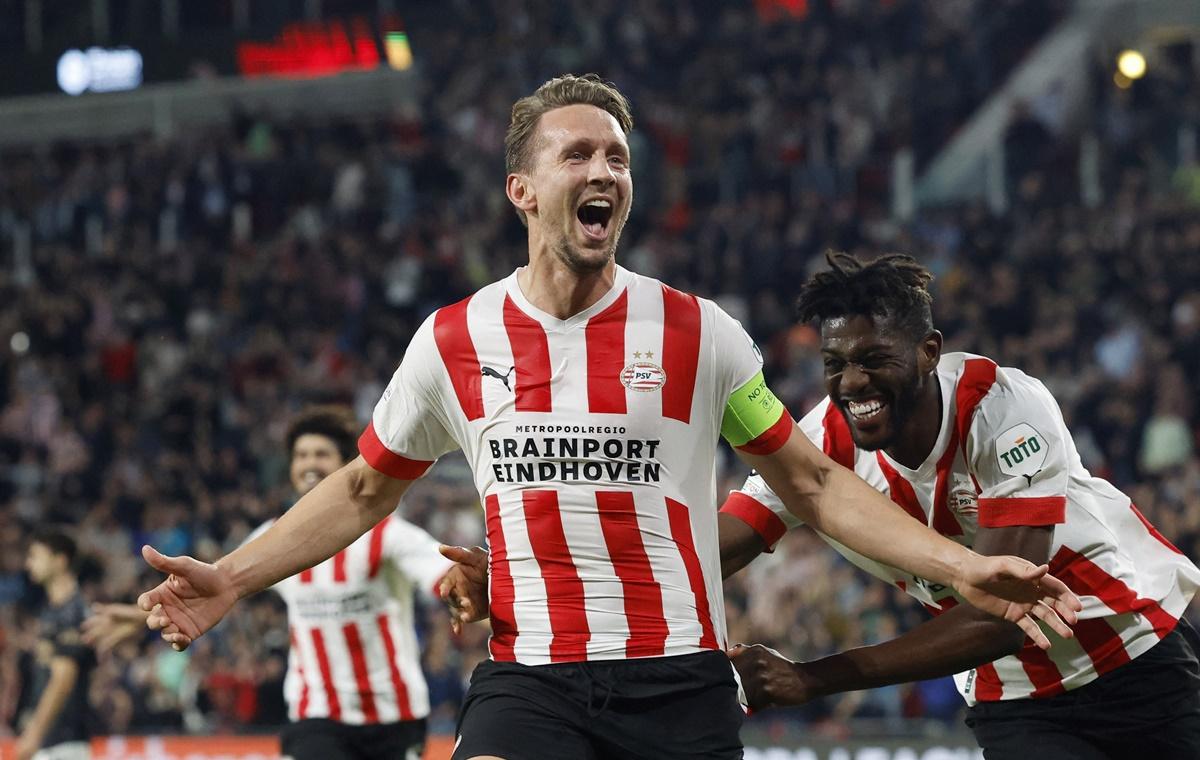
[360,266,791,665]
[246,513,452,724]
[724,352,1200,704]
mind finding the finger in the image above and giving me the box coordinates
[1015,613,1052,649]
[142,545,200,578]
[137,589,162,612]
[1036,574,1083,611]
[438,545,474,562]
[1031,601,1074,639]
[450,618,462,635]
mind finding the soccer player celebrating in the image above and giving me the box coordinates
[85,407,455,760]
[135,75,1079,760]
[723,253,1200,758]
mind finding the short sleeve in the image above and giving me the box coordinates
[707,302,792,456]
[360,313,460,480]
[720,471,805,552]
[967,372,1069,529]
[383,516,455,598]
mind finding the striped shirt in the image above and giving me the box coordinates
[723,352,1200,704]
[247,514,452,724]
[360,266,791,665]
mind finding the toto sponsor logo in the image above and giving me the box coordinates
[620,362,666,392]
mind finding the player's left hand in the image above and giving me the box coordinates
[438,545,489,635]
[953,553,1081,648]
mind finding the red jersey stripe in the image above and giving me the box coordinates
[433,296,485,421]
[977,496,1067,528]
[1017,641,1067,698]
[821,403,856,469]
[875,452,926,523]
[358,422,435,480]
[1130,503,1184,555]
[666,497,719,650]
[973,662,1004,701]
[367,520,387,579]
[931,430,964,536]
[310,628,342,720]
[735,411,794,456]
[1050,547,1177,638]
[661,285,701,423]
[342,622,378,723]
[333,550,348,583]
[596,491,670,657]
[299,567,314,583]
[586,290,628,414]
[1071,617,1131,676]
[376,614,414,720]
[720,492,789,549]
[953,358,998,458]
[484,495,517,661]
[503,295,553,412]
[523,490,591,661]
[289,627,310,719]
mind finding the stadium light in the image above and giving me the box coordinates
[1117,49,1146,80]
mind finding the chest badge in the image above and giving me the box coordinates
[621,360,666,392]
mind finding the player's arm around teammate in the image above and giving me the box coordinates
[138,456,411,650]
[733,426,1076,647]
[724,519,1052,709]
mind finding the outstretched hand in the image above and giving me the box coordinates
[82,602,149,655]
[438,545,489,635]
[953,554,1082,648]
[137,545,239,651]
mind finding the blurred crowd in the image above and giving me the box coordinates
[4,0,1199,742]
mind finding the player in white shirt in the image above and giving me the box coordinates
[86,406,455,760]
[723,253,1200,759]
[133,75,1079,760]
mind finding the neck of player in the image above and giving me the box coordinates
[883,377,943,470]
[46,572,77,606]
[519,238,617,319]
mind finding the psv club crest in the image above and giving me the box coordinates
[621,361,666,392]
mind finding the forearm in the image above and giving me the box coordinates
[745,433,973,587]
[219,457,408,598]
[718,513,769,579]
[802,606,1024,698]
[22,660,76,743]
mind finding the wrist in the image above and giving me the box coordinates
[213,557,248,600]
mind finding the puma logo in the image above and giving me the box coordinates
[481,365,515,392]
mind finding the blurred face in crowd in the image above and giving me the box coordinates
[26,542,65,586]
[519,104,633,274]
[289,433,346,496]
[821,314,940,452]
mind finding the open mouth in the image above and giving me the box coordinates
[577,198,614,241]
[844,397,887,422]
[301,471,323,488]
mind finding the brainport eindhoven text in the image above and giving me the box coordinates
[488,434,662,484]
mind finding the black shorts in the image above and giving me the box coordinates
[965,618,1200,760]
[452,650,744,760]
[280,717,427,760]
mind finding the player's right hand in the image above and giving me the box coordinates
[82,602,149,654]
[137,545,239,651]
[438,544,489,634]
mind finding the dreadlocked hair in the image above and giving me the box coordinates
[795,251,935,340]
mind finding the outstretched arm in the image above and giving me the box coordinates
[82,603,150,654]
[139,456,411,649]
[738,422,1078,641]
[732,524,1053,709]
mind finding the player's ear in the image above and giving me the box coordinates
[918,330,942,373]
[506,173,536,218]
